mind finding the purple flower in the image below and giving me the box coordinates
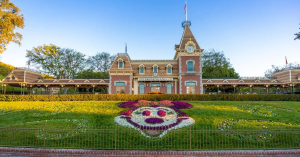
[119,101,138,108]
[171,101,193,109]
[145,118,164,124]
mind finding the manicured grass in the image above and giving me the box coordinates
[0,101,300,150]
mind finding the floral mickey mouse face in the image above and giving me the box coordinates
[114,100,195,139]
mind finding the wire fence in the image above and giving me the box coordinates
[0,125,300,150]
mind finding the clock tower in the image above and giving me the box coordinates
[174,23,204,94]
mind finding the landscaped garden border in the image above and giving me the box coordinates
[1,94,300,101]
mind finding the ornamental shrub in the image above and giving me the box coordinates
[0,94,300,101]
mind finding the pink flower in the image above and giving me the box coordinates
[157,110,166,117]
[142,110,151,116]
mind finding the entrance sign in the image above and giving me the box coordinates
[138,78,173,81]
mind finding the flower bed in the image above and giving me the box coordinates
[114,100,194,139]
[237,104,295,117]
[217,119,300,142]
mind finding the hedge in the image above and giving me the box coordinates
[0,94,299,101]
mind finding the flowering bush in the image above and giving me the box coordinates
[142,110,151,116]
[137,100,151,107]
[171,101,193,109]
[159,100,174,107]
[157,110,166,117]
[145,118,164,124]
[119,101,138,108]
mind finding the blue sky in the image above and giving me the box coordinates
[1,0,300,76]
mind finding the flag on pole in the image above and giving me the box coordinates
[28,60,30,65]
[184,1,187,14]
[285,56,288,65]
[125,43,127,54]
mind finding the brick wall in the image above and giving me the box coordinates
[1,147,300,157]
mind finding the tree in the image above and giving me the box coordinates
[264,62,300,78]
[86,52,116,77]
[201,49,239,78]
[0,0,25,53]
[26,44,86,78]
[295,23,300,40]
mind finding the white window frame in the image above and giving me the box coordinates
[139,64,145,74]
[166,64,173,74]
[152,64,159,73]
[117,58,124,69]
[186,60,195,72]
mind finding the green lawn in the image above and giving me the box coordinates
[0,101,300,150]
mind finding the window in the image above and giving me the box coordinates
[119,62,123,68]
[151,83,160,93]
[166,84,172,94]
[186,82,196,94]
[167,67,171,74]
[12,76,15,80]
[140,67,144,74]
[154,67,158,73]
[139,84,145,94]
[187,61,194,71]
[116,82,125,94]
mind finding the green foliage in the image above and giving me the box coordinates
[87,52,116,72]
[76,69,109,78]
[0,0,25,53]
[0,62,17,79]
[202,49,239,78]
[295,23,300,40]
[26,44,86,78]
[1,94,300,101]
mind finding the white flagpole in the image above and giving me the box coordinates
[186,0,187,23]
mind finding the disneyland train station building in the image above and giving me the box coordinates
[1,23,300,95]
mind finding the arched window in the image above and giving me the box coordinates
[187,61,194,71]
[12,76,15,80]
[166,64,172,74]
[139,64,145,74]
[152,64,159,73]
[117,58,124,69]
[119,62,123,68]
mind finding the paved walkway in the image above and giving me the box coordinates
[1,147,300,157]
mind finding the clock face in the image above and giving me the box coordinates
[187,46,194,53]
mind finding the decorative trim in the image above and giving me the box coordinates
[223,80,228,83]
[185,79,197,86]
[180,76,182,94]
[239,80,244,83]
[114,79,127,86]
[99,79,105,83]
[186,59,195,65]
[109,76,111,94]
[207,79,212,83]
[129,75,132,94]
[84,80,90,83]
[69,80,74,83]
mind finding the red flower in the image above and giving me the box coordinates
[121,110,132,116]
[142,110,151,116]
[157,110,166,117]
